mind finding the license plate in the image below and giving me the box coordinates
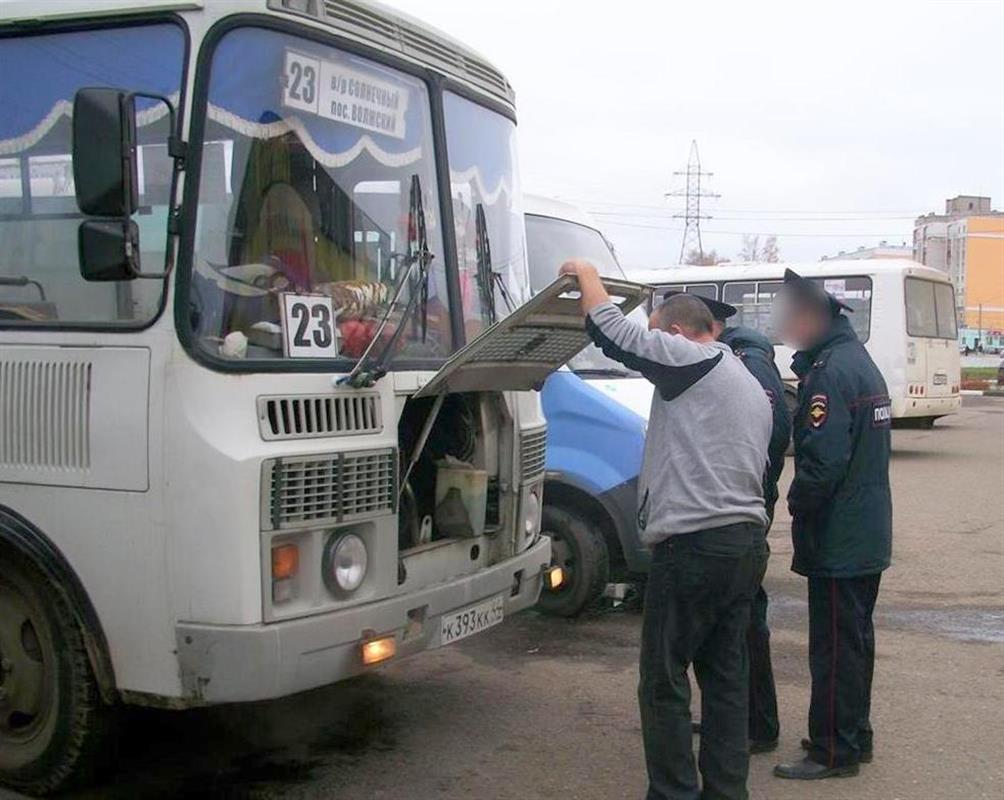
[441,594,504,645]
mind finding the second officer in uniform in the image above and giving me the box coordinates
[771,269,892,780]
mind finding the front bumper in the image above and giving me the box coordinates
[175,537,551,704]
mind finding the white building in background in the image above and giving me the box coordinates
[821,241,912,261]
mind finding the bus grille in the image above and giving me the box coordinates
[258,393,381,440]
[0,359,90,470]
[265,449,396,530]
[475,327,590,363]
[520,427,547,483]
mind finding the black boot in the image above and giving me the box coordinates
[801,737,872,764]
[774,757,859,780]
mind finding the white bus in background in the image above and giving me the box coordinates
[619,261,961,427]
[0,1,647,793]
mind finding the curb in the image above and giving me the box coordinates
[961,389,1004,397]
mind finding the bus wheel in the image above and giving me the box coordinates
[536,504,609,617]
[0,553,116,795]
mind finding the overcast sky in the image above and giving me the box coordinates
[386,0,1004,267]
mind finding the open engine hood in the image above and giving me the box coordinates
[415,276,651,397]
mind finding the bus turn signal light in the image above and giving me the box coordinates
[546,566,565,590]
[362,636,396,666]
[272,544,299,580]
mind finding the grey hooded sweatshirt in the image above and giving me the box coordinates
[586,301,771,544]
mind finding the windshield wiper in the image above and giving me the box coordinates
[475,202,515,327]
[340,174,434,388]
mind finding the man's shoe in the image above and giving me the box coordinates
[774,757,859,780]
[800,737,873,764]
[750,738,779,754]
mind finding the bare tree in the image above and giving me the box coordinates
[738,234,781,262]
[761,235,781,263]
[738,234,761,262]
[683,248,729,266]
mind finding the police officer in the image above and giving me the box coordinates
[770,268,892,780]
[675,293,791,753]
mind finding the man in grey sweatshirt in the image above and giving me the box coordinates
[559,260,771,800]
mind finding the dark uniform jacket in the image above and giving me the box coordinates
[788,315,892,578]
[720,326,792,518]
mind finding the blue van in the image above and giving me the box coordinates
[524,196,649,616]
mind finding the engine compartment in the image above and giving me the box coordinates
[397,392,510,555]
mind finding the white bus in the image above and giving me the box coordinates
[622,261,962,426]
[0,1,645,792]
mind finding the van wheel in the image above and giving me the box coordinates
[0,553,116,795]
[536,505,609,617]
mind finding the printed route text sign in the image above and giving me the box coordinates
[283,50,408,140]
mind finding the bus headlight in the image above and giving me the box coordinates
[523,489,541,538]
[323,533,368,594]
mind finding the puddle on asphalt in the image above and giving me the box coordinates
[768,594,1004,643]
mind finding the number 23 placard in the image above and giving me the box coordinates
[281,294,339,358]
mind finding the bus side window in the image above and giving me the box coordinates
[686,283,719,301]
[722,281,757,330]
[756,281,784,340]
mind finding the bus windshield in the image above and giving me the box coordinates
[187,26,451,366]
[443,92,529,341]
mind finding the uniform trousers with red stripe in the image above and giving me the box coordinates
[806,574,881,768]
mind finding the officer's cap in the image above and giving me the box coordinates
[782,268,853,316]
[663,290,737,323]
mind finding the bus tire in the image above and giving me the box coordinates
[0,551,117,796]
[536,504,609,617]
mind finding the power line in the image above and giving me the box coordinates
[598,219,911,237]
[666,140,720,263]
[590,210,918,222]
[575,199,926,214]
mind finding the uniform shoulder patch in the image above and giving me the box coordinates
[872,398,892,428]
[809,393,828,428]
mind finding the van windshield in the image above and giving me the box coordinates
[524,213,636,377]
[525,214,623,293]
[185,26,451,366]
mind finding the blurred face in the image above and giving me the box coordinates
[772,291,829,350]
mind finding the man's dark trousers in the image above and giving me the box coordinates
[747,531,779,744]
[639,523,759,800]
[805,574,881,767]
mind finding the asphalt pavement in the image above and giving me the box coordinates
[61,396,1004,800]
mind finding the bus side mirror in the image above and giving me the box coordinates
[72,87,139,217]
[72,87,179,282]
[78,220,141,281]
